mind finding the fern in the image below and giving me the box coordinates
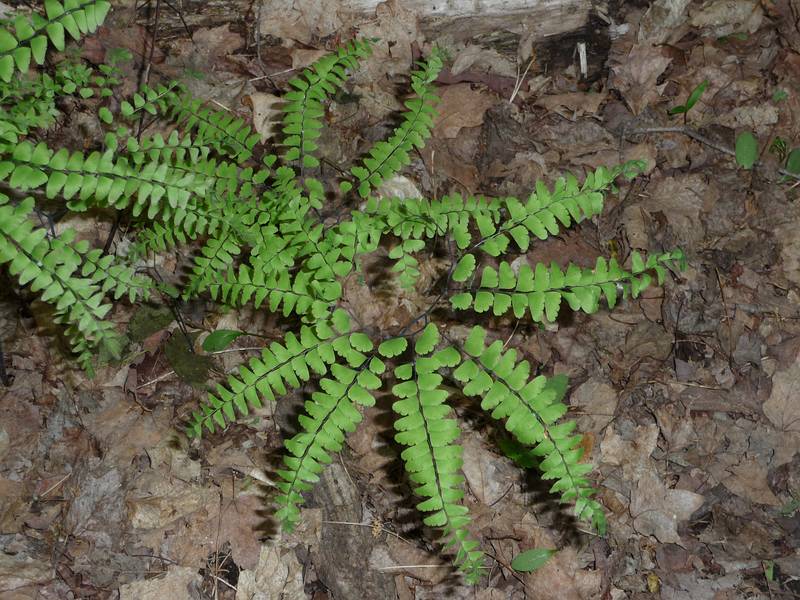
[0,194,123,373]
[0,0,111,82]
[281,39,373,170]
[390,323,484,582]
[0,13,687,583]
[450,251,685,319]
[452,326,606,531]
[161,90,261,162]
[349,48,443,198]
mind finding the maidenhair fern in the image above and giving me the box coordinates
[0,3,685,583]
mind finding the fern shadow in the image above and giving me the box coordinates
[448,387,584,547]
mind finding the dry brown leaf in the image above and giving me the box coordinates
[433,84,496,138]
[636,174,714,248]
[127,471,218,530]
[570,378,618,433]
[118,566,200,600]
[258,0,343,46]
[534,92,606,118]
[0,479,26,534]
[450,44,516,78]
[631,469,705,545]
[291,48,329,69]
[0,553,53,594]
[610,44,672,116]
[638,0,692,44]
[524,547,603,600]
[368,536,451,584]
[460,434,516,505]
[721,457,781,506]
[689,0,763,36]
[776,219,800,287]
[356,1,422,81]
[600,423,659,479]
[763,361,800,433]
[235,544,305,600]
[243,92,282,143]
[192,25,244,59]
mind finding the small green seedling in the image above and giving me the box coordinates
[202,329,245,352]
[785,148,800,176]
[735,131,758,170]
[770,137,788,162]
[511,548,556,573]
[773,89,789,103]
[669,79,709,118]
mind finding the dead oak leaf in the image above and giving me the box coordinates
[763,361,800,433]
[433,84,496,138]
[610,43,672,116]
[721,456,781,506]
[243,92,282,143]
[631,469,704,546]
[534,92,606,119]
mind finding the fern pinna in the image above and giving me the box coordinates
[0,3,684,583]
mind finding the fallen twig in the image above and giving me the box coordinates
[626,125,800,183]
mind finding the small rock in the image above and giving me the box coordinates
[236,545,306,600]
[118,566,201,600]
[0,553,53,593]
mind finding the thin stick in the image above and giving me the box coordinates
[209,347,264,355]
[321,520,411,544]
[714,267,734,365]
[210,99,232,112]
[510,57,534,103]
[255,0,265,74]
[37,472,71,499]
[0,335,11,386]
[249,67,296,83]
[136,370,175,389]
[142,0,161,86]
[628,126,800,182]
[375,564,447,571]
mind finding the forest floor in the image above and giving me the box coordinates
[1,1,800,599]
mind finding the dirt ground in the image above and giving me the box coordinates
[1,0,800,598]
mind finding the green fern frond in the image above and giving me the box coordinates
[450,251,685,320]
[366,194,503,244]
[160,92,261,163]
[391,323,484,582]
[0,0,111,82]
[124,130,213,167]
[131,191,247,254]
[388,238,425,289]
[81,248,152,302]
[364,162,644,257]
[0,140,208,219]
[119,81,185,121]
[208,265,339,319]
[452,325,606,532]
[276,336,381,529]
[281,39,373,169]
[292,217,358,281]
[350,48,443,198]
[0,195,122,374]
[0,25,689,583]
[0,61,88,140]
[183,228,243,299]
[188,312,353,437]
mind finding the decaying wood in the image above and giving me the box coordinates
[138,0,595,50]
[347,0,592,41]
